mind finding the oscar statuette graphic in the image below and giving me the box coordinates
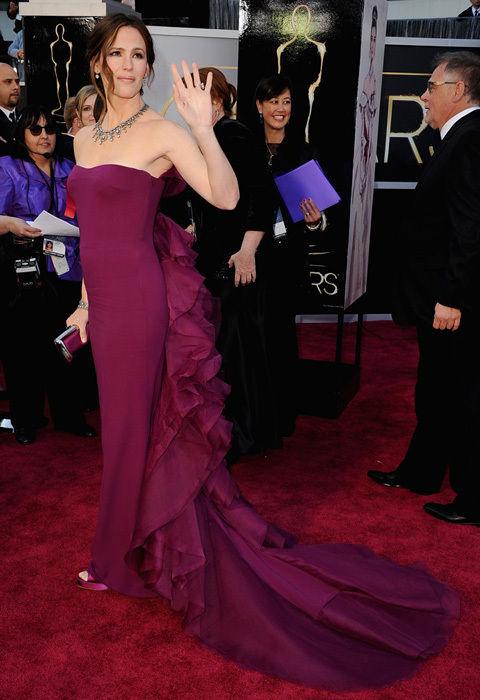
[49,24,73,117]
[276,4,326,143]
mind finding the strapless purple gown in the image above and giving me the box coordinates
[68,164,458,691]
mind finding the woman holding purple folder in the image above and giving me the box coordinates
[254,74,327,436]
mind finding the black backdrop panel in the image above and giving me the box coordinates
[24,17,96,125]
[376,44,449,185]
[237,0,368,312]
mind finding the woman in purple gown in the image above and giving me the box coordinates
[66,14,458,691]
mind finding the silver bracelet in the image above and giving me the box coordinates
[77,299,89,311]
[305,212,327,232]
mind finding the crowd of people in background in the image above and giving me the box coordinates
[1,8,480,529]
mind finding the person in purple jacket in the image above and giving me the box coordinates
[0,105,95,444]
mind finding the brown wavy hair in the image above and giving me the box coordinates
[63,97,77,130]
[198,67,237,117]
[85,13,155,117]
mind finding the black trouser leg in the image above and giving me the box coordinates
[44,336,86,429]
[1,339,45,429]
[0,284,86,433]
[42,281,87,430]
[449,320,480,516]
[47,277,98,413]
[397,324,457,492]
[0,296,47,430]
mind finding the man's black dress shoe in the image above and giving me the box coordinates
[55,423,97,438]
[423,502,480,525]
[367,469,404,488]
[367,469,438,495]
[14,427,36,445]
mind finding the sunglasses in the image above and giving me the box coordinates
[28,124,56,136]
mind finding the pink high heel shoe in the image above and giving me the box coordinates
[76,569,109,591]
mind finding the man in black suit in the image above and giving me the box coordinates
[458,1,480,17]
[368,51,480,526]
[0,62,20,156]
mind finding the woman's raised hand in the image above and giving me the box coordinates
[171,61,213,131]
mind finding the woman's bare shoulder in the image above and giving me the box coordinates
[73,124,95,157]
[74,123,95,144]
[144,112,188,138]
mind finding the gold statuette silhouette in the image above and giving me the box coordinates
[276,4,326,143]
[50,24,73,116]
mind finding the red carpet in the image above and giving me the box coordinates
[1,321,479,699]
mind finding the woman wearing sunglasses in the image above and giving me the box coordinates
[0,105,95,444]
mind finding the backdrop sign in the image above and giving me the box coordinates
[365,38,480,314]
[375,39,480,186]
[344,0,387,309]
[237,0,387,312]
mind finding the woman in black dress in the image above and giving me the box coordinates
[189,67,282,462]
[254,74,328,436]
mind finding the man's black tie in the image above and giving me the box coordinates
[9,112,16,124]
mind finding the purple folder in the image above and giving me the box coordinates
[274,159,340,223]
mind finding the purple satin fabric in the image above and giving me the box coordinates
[68,163,458,691]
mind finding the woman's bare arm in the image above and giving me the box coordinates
[67,279,89,342]
[164,62,239,210]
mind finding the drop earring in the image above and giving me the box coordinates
[258,112,263,123]
[95,73,100,80]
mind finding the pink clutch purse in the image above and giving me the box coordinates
[54,325,89,363]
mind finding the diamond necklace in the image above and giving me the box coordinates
[92,103,149,145]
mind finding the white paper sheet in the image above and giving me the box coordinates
[29,210,80,237]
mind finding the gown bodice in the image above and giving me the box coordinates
[68,164,176,252]
[68,163,184,302]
